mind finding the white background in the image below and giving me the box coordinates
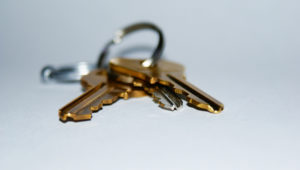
[0,0,299,169]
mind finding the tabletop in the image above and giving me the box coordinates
[0,0,299,170]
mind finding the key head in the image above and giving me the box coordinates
[110,58,224,113]
[110,58,185,84]
[81,69,108,90]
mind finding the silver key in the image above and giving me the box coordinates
[152,86,183,111]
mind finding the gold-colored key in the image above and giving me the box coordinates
[59,69,146,121]
[110,58,224,113]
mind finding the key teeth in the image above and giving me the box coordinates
[185,97,224,114]
[159,104,176,111]
[152,93,164,110]
[152,93,177,111]
[90,104,103,111]
[58,90,130,122]
[59,111,92,122]
[187,98,224,114]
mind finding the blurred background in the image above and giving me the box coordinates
[0,0,299,170]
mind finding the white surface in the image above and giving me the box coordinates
[0,0,300,169]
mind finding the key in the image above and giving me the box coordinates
[59,69,146,121]
[152,85,183,111]
[110,58,224,113]
[112,72,183,111]
[81,69,147,98]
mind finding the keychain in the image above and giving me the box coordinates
[41,22,224,122]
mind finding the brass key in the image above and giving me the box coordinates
[59,69,146,121]
[110,58,224,113]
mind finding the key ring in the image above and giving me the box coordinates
[41,62,96,83]
[41,22,164,83]
[97,22,164,68]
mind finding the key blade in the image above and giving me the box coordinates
[59,68,148,122]
[161,86,183,110]
[59,79,136,121]
[59,84,118,121]
[153,89,175,110]
[167,74,224,113]
[152,86,183,111]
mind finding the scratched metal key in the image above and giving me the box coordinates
[112,72,183,111]
[110,58,224,113]
[59,69,146,121]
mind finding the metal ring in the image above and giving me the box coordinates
[40,22,164,83]
[41,62,97,83]
[97,22,165,68]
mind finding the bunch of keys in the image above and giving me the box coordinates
[42,22,224,122]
